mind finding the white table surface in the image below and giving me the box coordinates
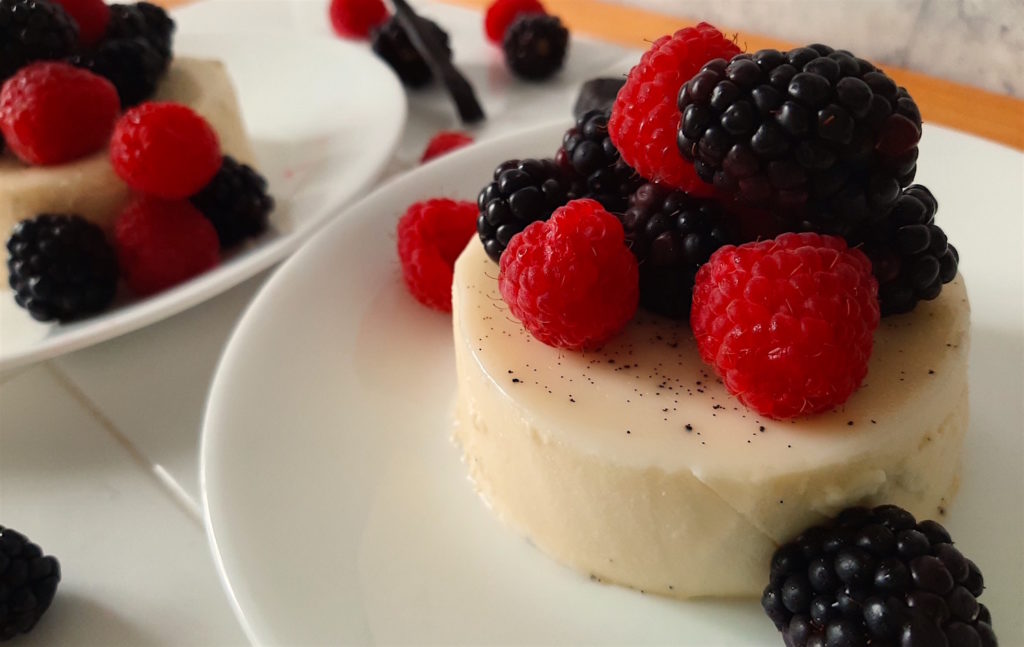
[0,2,637,644]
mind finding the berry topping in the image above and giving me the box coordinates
[6,214,118,321]
[328,0,389,39]
[397,198,477,312]
[557,108,645,212]
[0,0,79,82]
[70,36,166,106]
[371,14,451,88]
[502,14,568,81]
[190,156,274,249]
[476,157,580,262]
[763,505,997,647]
[499,198,639,350]
[50,0,110,46]
[0,62,120,166]
[110,102,222,199]
[608,23,740,195]
[421,130,474,163]
[484,0,545,44]
[105,2,175,60]
[620,182,738,319]
[113,196,220,295]
[0,525,61,641]
[691,232,879,419]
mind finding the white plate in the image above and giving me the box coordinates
[201,122,1024,645]
[0,32,406,373]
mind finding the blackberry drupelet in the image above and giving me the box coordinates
[502,14,568,81]
[370,15,451,88]
[620,182,738,319]
[0,0,79,82]
[7,214,118,322]
[191,156,274,248]
[69,36,165,106]
[677,44,922,238]
[556,109,645,213]
[476,158,579,262]
[105,2,174,65]
[762,504,997,647]
[0,525,61,641]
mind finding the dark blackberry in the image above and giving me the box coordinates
[502,14,568,81]
[762,504,997,647]
[105,2,174,64]
[69,36,164,106]
[371,15,451,88]
[0,0,79,82]
[677,45,922,238]
[476,158,579,262]
[556,109,645,213]
[620,183,738,319]
[7,214,118,322]
[190,156,274,249]
[0,525,61,641]
[573,76,627,120]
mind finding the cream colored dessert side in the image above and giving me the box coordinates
[451,239,970,598]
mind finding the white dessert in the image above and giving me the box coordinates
[452,239,970,598]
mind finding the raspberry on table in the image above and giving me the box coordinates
[114,196,220,296]
[420,130,474,163]
[328,0,389,39]
[110,102,222,199]
[608,22,740,196]
[50,0,110,46]
[190,156,275,249]
[0,62,120,166]
[396,198,477,312]
[70,36,166,106]
[691,232,879,419]
[502,14,568,81]
[484,0,545,45]
[556,109,645,213]
[0,525,61,641]
[499,198,639,351]
[0,0,79,82]
[371,15,451,88]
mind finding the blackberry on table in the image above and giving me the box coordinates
[7,214,118,322]
[677,44,922,238]
[0,0,79,82]
[371,15,451,88]
[620,182,738,319]
[105,1,174,63]
[69,36,165,106]
[762,504,997,647]
[476,158,579,262]
[0,525,61,641]
[502,14,568,81]
[557,109,645,213]
[190,156,274,249]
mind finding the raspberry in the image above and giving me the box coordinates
[502,14,569,81]
[608,23,740,195]
[484,0,544,45]
[0,525,61,641]
[110,102,222,199]
[50,0,110,46]
[0,62,120,166]
[396,198,477,312]
[114,196,220,296]
[328,0,389,39]
[420,130,473,163]
[499,198,638,350]
[691,232,879,419]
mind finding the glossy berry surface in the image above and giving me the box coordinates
[328,0,388,39]
[557,109,645,213]
[190,156,274,248]
[0,525,61,640]
[396,198,477,312]
[502,14,568,81]
[484,0,544,44]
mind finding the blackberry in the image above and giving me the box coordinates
[7,214,118,322]
[105,2,174,64]
[677,45,922,238]
[0,525,61,641]
[476,158,579,262]
[0,0,79,82]
[573,76,627,121]
[502,14,568,81]
[762,504,997,647]
[69,36,165,106]
[371,15,451,88]
[190,156,274,248]
[620,183,738,319]
[556,109,645,213]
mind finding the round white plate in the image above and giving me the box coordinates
[0,32,406,373]
[201,122,1024,645]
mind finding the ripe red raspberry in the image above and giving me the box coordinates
[397,198,478,312]
[0,62,119,166]
[114,196,220,296]
[608,23,739,196]
[329,0,389,39]
[420,131,474,163]
[50,0,111,46]
[691,232,880,419]
[499,198,638,350]
[110,102,222,200]
[484,0,545,44]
